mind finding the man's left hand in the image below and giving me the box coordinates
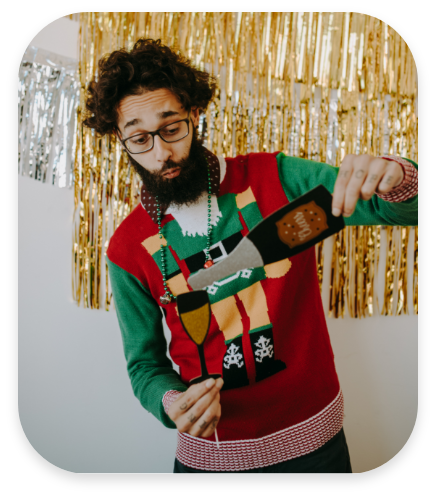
[332,154,404,217]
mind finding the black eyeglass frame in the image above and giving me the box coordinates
[119,112,191,154]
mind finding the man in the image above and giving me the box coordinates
[84,38,418,473]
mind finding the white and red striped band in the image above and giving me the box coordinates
[173,389,344,472]
[376,156,418,203]
[162,390,184,414]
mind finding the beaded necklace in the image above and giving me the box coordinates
[157,159,214,305]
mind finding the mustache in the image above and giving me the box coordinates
[159,155,197,176]
[160,161,182,174]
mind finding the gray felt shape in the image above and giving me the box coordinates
[188,237,264,290]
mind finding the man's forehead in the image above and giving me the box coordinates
[118,89,183,123]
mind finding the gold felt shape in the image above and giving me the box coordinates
[211,295,244,342]
[142,234,167,256]
[264,259,293,279]
[238,282,271,330]
[236,186,256,209]
[180,303,210,345]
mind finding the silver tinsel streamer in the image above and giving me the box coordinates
[18,46,80,188]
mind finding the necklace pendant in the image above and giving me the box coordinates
[204,259,214,269]
[160,294,172,305]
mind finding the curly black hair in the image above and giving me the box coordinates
[83,38,217,136]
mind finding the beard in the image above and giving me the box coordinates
[128,131,208,207]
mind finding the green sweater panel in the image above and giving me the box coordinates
[106,257,187,429]
[276,154,418,226]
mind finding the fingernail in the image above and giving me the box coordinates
[216,378,224,388]
[206,379,215,388]
[332,207,341,217]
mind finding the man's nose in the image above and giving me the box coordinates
[154,135,172,163]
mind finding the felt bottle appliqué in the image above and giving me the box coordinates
[188,185,345,290]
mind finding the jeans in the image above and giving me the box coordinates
[173,428,352,473]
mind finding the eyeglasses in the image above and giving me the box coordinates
[120,113,191,154]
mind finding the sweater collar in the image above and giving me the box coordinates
[140,147,221,224]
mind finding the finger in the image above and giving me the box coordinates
[189,393,221,437]
[376,161,404,193]
[201,413,221,439]
[168,377,217,420]
[342,155,372,216]
[179,380,223,433]
[360,158,388,200]
[195,396,222,438]
[332,154,355,216]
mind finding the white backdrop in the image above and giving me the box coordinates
[18,16,418,474]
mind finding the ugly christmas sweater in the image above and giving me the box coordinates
[106,150,418,471]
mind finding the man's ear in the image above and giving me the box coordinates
[191,106,200,128]
[114,128,127,151]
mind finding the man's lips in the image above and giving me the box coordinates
[162,167,181,179]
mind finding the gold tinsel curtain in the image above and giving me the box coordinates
[73,12,418,316]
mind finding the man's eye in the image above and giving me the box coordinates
[162,126,179,135]
[132,134,151,144]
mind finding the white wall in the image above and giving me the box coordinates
[18,16,417,474]
[28,16,79,60]
[19,176,178,472]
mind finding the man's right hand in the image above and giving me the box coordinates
[168,377,224,438]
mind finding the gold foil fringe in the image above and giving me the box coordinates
[72,13,418,315]
[66,13,80,22]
